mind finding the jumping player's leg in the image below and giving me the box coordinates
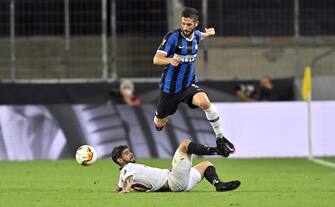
[154,91,180,131]
[191,91,235,157]
[154,115,170,131]
[192,92,222,137]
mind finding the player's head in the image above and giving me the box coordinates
[111,145,136,167]
[181,7,199,37]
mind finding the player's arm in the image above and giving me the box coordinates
[200,27,215,40]
[120,175,134,193]
[153,52,180,66]
[153,32,180,66]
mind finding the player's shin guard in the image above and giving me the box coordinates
[204,104,223,138]
[204,165,221,186]
[187,142,218,155]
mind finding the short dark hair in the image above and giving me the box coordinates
[111,145,128,165]
[181,7,199,21]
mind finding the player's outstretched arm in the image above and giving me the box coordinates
[120,175,134,193]
[201,27,215,40]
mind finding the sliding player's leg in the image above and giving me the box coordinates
[188,161,241,192]
[167,139,193,191]
[168,140,240,192]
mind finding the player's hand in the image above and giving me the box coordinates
[170,55,180,66]
[120,189,129,193]
[205,27,215,36]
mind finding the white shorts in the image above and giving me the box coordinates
[167,148,202,192]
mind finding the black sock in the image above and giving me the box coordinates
[204,166,221,187]
[187,142,218,155]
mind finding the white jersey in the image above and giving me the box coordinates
[118,163,169,192]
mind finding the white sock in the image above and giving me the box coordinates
[204,104,223,138]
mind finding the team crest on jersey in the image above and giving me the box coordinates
[192,84,199,89]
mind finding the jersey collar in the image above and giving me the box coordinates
[180,30,195,41]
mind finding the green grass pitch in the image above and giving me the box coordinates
[1,158,334,207]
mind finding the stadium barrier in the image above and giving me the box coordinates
[0,101,334,160]
[0,78,294,104]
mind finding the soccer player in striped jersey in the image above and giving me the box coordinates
[153,7,235,157]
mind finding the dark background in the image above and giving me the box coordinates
[1,0,335,37]
[0,78,294,104]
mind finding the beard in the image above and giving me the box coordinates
[125,158,136,164]
[182,29,194,37]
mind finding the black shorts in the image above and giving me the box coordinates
[155,84,204,119]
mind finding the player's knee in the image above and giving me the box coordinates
[154,116,167,127]
[202,161,214,167]
[155,121,165,128]
[181,139,191,147]
[198,99,211,110]
[179,139,191,152]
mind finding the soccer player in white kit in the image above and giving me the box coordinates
[112,139,241,193]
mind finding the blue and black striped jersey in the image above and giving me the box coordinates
[156,29,202,93]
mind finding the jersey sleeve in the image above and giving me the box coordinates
[122,164,136,179]
[118,164,137,188]
[117,174,123,188]
[156,32,176,56]
[194,30,202,40]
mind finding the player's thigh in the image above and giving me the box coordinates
[172,142,192,163]
[185,167,203,191]
[156,92,181,119]
[182,84,207,109]
[168,148,193,191]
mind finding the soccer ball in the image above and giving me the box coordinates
[75,145,97,166]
